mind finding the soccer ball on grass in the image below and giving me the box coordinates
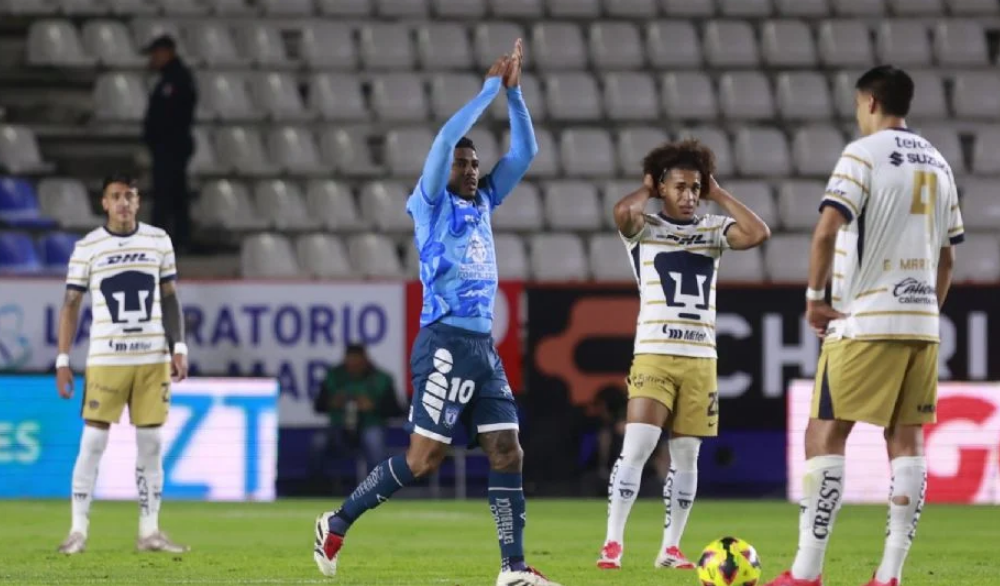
[696,536,762,586]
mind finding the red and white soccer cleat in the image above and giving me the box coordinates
[596,541,623,569]
[654,545,696,569]
[496,565,563,586]
[861,575,898,586]
[313,512,343,577]
[763,570,824,586]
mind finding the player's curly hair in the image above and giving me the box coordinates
[641,138,715,199]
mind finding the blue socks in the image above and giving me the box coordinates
[489,471,527,572]
[328,455,414,536]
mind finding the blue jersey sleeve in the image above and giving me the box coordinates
[485,87,538,209]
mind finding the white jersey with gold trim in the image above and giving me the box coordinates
[822,128,964,343]
[621,213,736,359]
[65,223,176,366]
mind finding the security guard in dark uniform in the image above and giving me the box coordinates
[142,35,197,252]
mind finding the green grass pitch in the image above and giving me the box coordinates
[0,498,993,585]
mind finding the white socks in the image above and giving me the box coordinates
[875,456,927,583]
[70,426,109,537]
[605,423,661,547]
[136,427,164,538]
[791,455,845,580]
[661,437,701,551]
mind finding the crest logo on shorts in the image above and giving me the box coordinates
[443,405,460,429]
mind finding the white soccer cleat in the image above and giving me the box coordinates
[57,531,86,554]
[654,545,696,569]
[596,541,623,569]
[314,512,343,578]
[496,566,563,586]
[136,531,190,553]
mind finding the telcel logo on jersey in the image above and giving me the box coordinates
[422,348,475,425]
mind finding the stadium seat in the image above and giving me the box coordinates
[198,72,262,121]
[887,0,942,15]
[617,128,670,174]
[0,126,54,175]
[720,0,771,15]
[549,0,600,17]
[131,20,189,58]
[92,73,146,122]
[718,246,766,283]
[764,234,812,283]
[792,126,845,176]
[918,126,965,174]
[317,0,371,15]
[254,180,320,231]
[646,21,702,69]
[297,234,352,279]
[494,233,530,280]
[776,73,833,121]
[268,127,326,176]
[907,71,948,120]
[719,72,775,120]
[39,232,79,273]
[971,126,1000,175]
[532,22,587,70]
[724,180,779,230]
[402,236,420,276]
[259,0,312,14]
[491,182,543,231]
[543,180,602,230]
[777,180,824,230]
[417,24,474,71]
[1,0,57,14]
[529,233,588,281]
[37,178,102,229]
[661,0,714,16]
[359,181,414,233]
[430,73,482,120]
[876,21,932,67]
[960,180,1000,230]
[187,22,248,68]
[602,180,635,228]
[681,126,734,177]
[774,0,829,16]
[545,73,602,121]
[189,127,225,176]
[588,233,634,281]
[385,128,434,177]
[489,72,545,121]
[465,128,499,168]
[0,232,42,275]
[214,126,279,176]
[832,70,865,120]
[360,23,414,70]
[735,127,791,177]
[832,0,884,15]
[320,128,383,177]
[241,233,302,278]
[348,234,404,279]
[762,20,819,68]
[157,0,209,14]
[431,0,486,17]
[559,128,616,178]
[704,21,760,68]
[604,0,656,16]
[239,23,295,69]
[82,20,143,67]
[251,73,311,122]
[662,72,718,121]
[952,72,1000,119]
[590,22,644,70]
[301,23,357,69]
[952,234,1000,283]
[371,73,429,121]
[949,0,999,14]
[305,180,363,232]
[604,73,659,121]
[934,21,989,66]
[27,19,96,67]
[309,74,368,121]
[490,0,543,18]
[196,180,268,230]
[107,0,161,13]
[473,22,526,70]
[818,20,874,67]
[0,177,56,228]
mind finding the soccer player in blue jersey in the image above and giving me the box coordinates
[313,40,561,586]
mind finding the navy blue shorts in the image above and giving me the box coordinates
[406,322,518,447]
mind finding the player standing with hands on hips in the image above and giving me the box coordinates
[313,40,561,586]
[55,173,190,555]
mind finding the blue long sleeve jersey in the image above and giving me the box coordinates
[406,77,537,334]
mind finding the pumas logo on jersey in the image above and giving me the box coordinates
[889,151,904,167]
[421,348,476,425]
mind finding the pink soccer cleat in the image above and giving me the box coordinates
[763,570,824,586]
[654,545,696,569]
[596,541,623,569]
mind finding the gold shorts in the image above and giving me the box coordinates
[626,353,719,437]
[812,339,938,427]
[83,363,171,426]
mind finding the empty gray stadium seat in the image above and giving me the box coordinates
[28,19,95,67]
[348,234,404,279]
[777,73,833,121]
[819,20,873,67]
[214,126,279,176]
[93,73,146,122]
[704,21,760,67]
[720,72,775,120]
[662,72,718,121]
[950,0,998,14]
[832,0,884,14]
[189,127,225,176]
[158,0,209,14]
[550,0,600,16]
[82,20,143,67]
[204,0,254,13]
[504,128,558,177]
[718,246,766,283]
[792,126,845,176]
[359,181,413,233]
[661,0,714,16]
[188,21,247,67]
[37,178,102,229]
[417,24,473,71]
[197,180,267,230]
[431,73,482,120]
[724,180,779,230]
[720,0,771,16]
[317,0,371,15]
[680,126,734,177]
[919,126,965,174]
[320,128,383,177]
[432,0,486,17]
[371,73,428,121]
[590,22,644,70]
[532,22,587,70]
[602,180,636,228]
[589,233,634,281]
[775,0,829,16]
[241,233,301,278]
[604,0,657,17]
[907,71,948,119]
[735,127,791,177]
[2,0,57,14]
[887,0,942,15]
[952,234,1000,283]
[252,73,311,122]
[239,23,294,69]
[952,72,1000,119]
[604,73,658,121]
[617,128,670,172]
[297,234,352,279]
[305,180,363,231]
[832,70,865,119]
[386,128,434,177]
[301,23,357,69]
[360,24,413,69]
[491,182,543,231]
[765,234,811,282]
[473,22,526,69]
[560,128,616,177]
[876,21,932,67]
[0,125,53,174]
[543,180,602,230]
[778,180,824,230]
[493,233,530,280]
[934,21,989,66]
[199,72,261,121]
[102,0,155,13]
[545,73,602,121]
[530,233,588,281]
[490,0,542,17]
[490,73,546,121]
[960,180,1000,230]
[132,19,191,59]
[465,128,500,168]
[268,127,325,176]
[376,0,428,16]
[762,20,818,67]
[259,0,312,14]
[972,126,1000,174]
[647,21,702,69]
[254,180,320,230]
[309,74,368,121]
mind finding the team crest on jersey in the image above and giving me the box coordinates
[443,405,460,429]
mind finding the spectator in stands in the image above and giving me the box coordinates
[313,344,401,472]
[142,34,196,253]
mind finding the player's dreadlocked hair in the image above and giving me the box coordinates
[642,138,715,199]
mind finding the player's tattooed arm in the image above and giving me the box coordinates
[160,280,185,352]
[707,177,770,250]
[58,288,85,355]
[936,245,955,309]
[613,175,655,239]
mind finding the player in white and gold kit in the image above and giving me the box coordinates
[54,174,190,555]
[766,67,962,586]
[597,139,770,571]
